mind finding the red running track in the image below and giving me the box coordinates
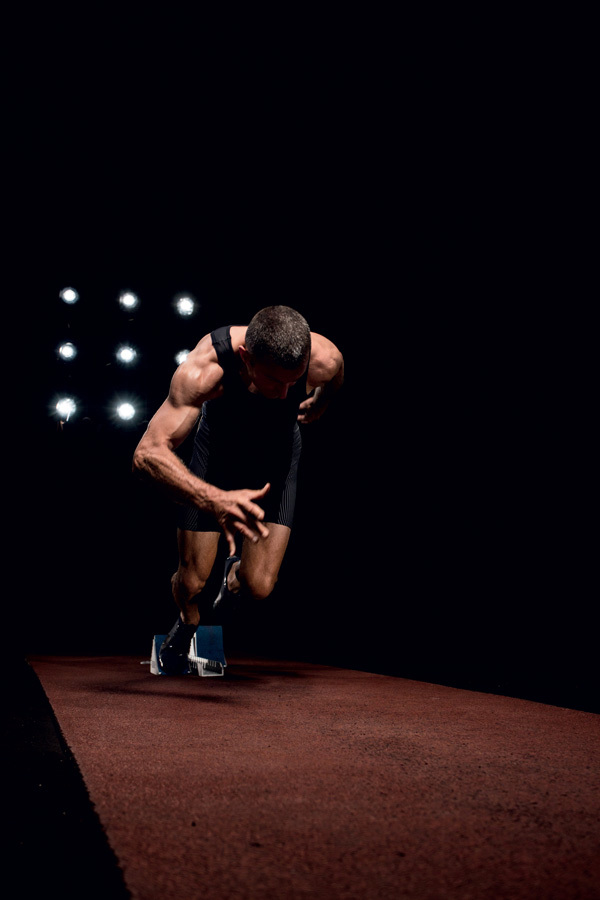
[28,654,600,900]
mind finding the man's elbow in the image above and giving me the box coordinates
[132,441,150,477]
[132,448,143,476]
[331,352,344,387]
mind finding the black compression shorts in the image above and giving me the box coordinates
[177,419,302,532]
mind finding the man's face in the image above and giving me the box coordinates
[245,356,307,400]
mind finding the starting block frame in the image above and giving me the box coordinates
[151,625,227,677]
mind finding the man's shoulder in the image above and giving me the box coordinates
[170,334,225,406]
[306,332,343,389]
[309,332,343,366]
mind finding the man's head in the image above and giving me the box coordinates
[244,306,311,369]
[240,306,311,399]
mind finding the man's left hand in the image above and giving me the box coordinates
[297,391,325,424]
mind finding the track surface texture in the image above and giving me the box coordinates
[24,655,600,900]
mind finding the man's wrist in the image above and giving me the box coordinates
[195,481,221,514]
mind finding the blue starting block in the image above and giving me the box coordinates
[151,625,227,677]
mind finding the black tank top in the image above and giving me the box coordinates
[198,326,308,486]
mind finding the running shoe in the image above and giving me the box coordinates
[212,555,241,620]
[158,617,197,674]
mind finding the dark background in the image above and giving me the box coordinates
[11,12,594,712]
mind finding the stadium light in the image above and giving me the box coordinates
[59,287,79,304]
[116,344,138,365]
[119,291,139,310]
[55,397,77,421]
[174,294,197,317]
[116,402,136,421]
[110,395,142,425]
[58,342,77,361]
[175,349,190,365]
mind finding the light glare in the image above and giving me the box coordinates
[116,345,138,364]
[58,342,77,360]
[117,402,136,421]
[119,291,139,310]
[175,295,195,317]
[60,287,79,304]
[175,350,190,365]
[56,397,77,420]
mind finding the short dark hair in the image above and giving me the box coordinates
[245,306,311,369]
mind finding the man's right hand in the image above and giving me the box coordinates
[212,483,271,555]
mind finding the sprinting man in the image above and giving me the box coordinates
[133,305,344,672]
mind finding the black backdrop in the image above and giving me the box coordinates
[12,19,595,713]
[20,228,595,714]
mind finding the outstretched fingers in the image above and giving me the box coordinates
[234,517,270,543]
[237,488,271,541]
[220,484,271,551]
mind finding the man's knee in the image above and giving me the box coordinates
[238,567,278,602]
[172,566,209,601]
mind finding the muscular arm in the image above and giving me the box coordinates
[297,333,344,424]
[132,335,270,553]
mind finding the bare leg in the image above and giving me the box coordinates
[171,529,220,625]
[227,523,291,601]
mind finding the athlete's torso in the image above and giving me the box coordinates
[201,325,308,450]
